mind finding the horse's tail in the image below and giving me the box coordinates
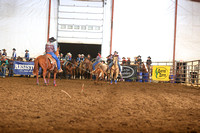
[33,57,39,75]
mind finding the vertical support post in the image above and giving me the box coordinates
[173,0,178,83]
[47,0,52,43]
[110,0,114,55]
[56,0,59,42]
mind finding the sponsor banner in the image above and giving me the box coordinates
[152,66,170,81]
[121,65,137,79]
[13,61,34,75]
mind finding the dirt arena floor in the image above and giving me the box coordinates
[0,77,200,133]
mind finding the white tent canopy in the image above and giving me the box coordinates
[0,0,200,61]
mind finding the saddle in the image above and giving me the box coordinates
[46,54,57,71]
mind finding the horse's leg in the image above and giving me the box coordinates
[70,68,73,79]
[43,69,47,85]
[110,70,113,84]
[115,71,119,84]
[82,70,85,79]
[36,73,39,85]
[73,68,76,79]
[53,71,57,86]
[79,69,82,79]
[47,72,50,85]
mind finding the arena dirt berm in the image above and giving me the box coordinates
[0,77,199,132]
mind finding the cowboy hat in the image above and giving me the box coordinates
[138,55,141,57]
[13,48,16,51]
[148,56,151,59]
[114,51,118,54]
[49,37,56,42]
[106,54,112,58]
[2,49,6,51]
[25,49,29,52]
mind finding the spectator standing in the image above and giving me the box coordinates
[25,49,30,62]
[134,56,138,64]
[137,55,142,65]
[2,49,7,57]
[12,48,17,60]
[127,57,131,65]
[146,56,152,73]
[122,57,127,65]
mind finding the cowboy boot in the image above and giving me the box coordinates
[58,69,63,73]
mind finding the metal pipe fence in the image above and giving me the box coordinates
[126,60,200,87]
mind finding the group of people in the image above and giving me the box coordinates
[0,48,30,61]
[1,37,153,78]
[0,48,31,78]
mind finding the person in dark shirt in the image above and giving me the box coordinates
[2,49,7,57]
[127,57,131,65]
[25,49,30,62]
[137,55,142,65]
[146,56,152,73]
[122,57,127,65]
[106,54,112,65]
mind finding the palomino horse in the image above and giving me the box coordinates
[110,56,120,84]
[92,63,108,83]
[33,47,60,86]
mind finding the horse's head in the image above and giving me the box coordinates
[113,56,118,65]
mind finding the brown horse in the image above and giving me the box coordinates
[137,62,148,73]
[79,58,93,79]
[32,48,60,86]
[63,61,73,79]
[63,59,78,79]
[110,56,120,84]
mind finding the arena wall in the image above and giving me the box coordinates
[0,0,200,61]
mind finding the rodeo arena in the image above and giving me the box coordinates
[0,0,200,132]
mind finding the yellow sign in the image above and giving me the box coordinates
[152,66,170,81]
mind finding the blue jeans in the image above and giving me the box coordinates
[93,61,100,70]
[9,67,14,77]
[47,52,61,70]
[109,61,121,72]
[1,66,6,77]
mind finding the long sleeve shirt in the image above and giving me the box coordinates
[0,59,9,66]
